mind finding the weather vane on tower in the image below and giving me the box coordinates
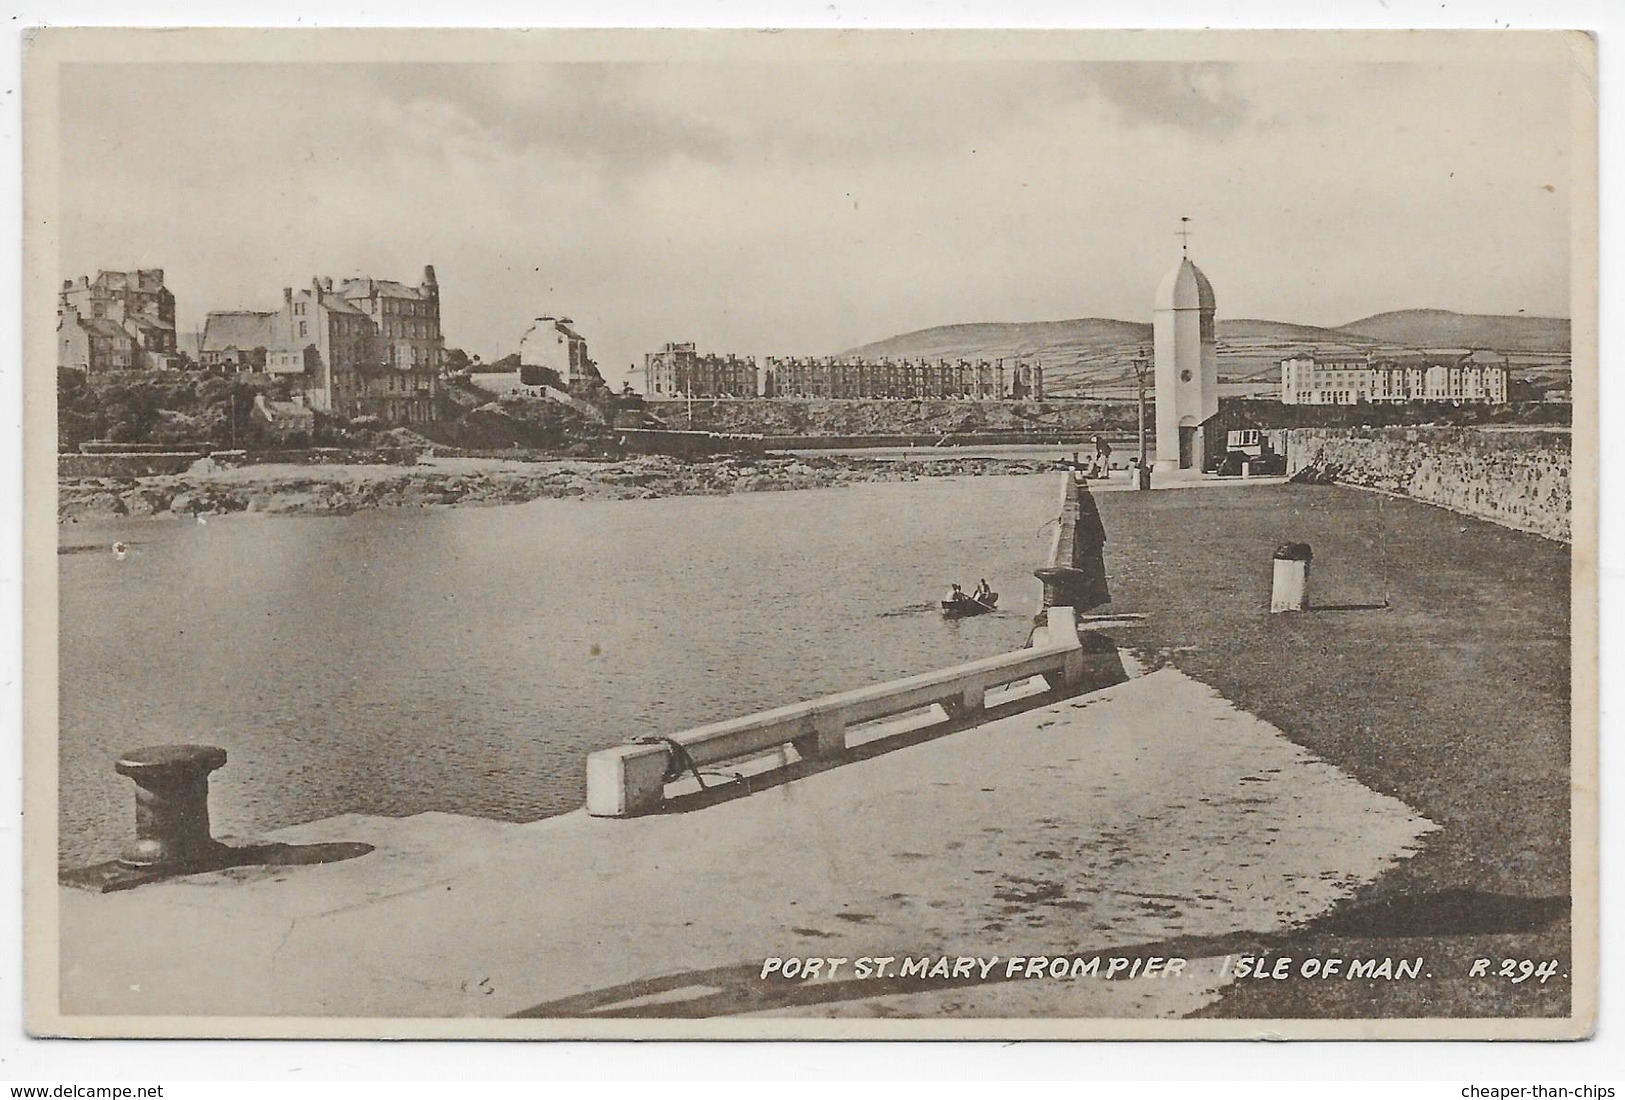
[1177,216,1192,256]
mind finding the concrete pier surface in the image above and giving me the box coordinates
[60,665,1432,1030]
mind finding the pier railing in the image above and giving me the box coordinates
[585,605,1090,817]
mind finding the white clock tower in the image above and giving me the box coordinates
[1153,233,1218,473]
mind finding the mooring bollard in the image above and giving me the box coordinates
[114,744,228,868]
[1270,542,1312,613]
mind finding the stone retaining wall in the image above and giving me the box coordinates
[58,452,203,479]
[1286,427,1571,542]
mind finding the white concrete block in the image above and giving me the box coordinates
[1271,559,1310,613]
[1045,605,1080,648]
[585,743,671,817]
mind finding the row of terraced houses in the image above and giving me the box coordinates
[637,345,1046,400]
[58,266,445,424]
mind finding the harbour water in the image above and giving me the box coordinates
[58,474,1063,868]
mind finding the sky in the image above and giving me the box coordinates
[57,55,1576,376]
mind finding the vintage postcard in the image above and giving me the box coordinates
[24,27,1596,1040]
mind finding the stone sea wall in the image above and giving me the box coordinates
[58,452,204,479]
[1286,427,1571,542]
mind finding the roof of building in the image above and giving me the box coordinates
[255,396,317,426]
[203,311,280,351]
[1283,348,1370,363]
[339,277,433,301]
[81,317,131,340]
[1373,352,1476,370]
[522,317,585,344]
[316,292,367,316]
[1155,256,1216,312]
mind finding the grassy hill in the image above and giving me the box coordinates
[1336,309,1570,353]
[847,318,1152,361]
[839,309,1569,396]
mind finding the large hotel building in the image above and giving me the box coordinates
[1281,351,1510,406]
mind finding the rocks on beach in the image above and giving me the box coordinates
[57,454,1054,523]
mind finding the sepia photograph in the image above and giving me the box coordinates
[24,26,1596,1041]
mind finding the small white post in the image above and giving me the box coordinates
[1270,542,1312,613]
[1044,605,1086,686]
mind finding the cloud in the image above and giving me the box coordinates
[355,65,738,170]
[1081,62,1254,135]
[53,56,1573,375]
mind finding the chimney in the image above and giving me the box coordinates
[422,264,437,288]
[320,276,333,292]
[284,287,293,305]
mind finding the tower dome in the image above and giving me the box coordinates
[1155,257,1216,312]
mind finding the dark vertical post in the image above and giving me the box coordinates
[1134,348,1152,490]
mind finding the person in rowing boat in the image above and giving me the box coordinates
[945,583,965,604]
[972,578,993,605]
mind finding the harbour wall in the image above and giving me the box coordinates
[58,452,211,479]
[1285,426,1572,542]
[59,446,420,480]
[763,430,1137,452]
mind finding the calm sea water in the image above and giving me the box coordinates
[59,475,1064,867]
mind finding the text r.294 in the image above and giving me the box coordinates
[1470,959,1562,984]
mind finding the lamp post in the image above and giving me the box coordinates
[1132,347,1152,490]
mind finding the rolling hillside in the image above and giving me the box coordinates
[840,309,1569,396]
[1337,309,1570,353]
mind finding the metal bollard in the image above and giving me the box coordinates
[114,744,228,868]
[1270,542,1312,613]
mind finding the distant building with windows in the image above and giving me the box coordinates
[761,357,1036,400]
[57,269,179,372]
[200,311,280,372]
[520,316,596,387]
[642,342,759,397]
[339,271,446,382]
[1281,350,1509,405]
[258,265,443,424]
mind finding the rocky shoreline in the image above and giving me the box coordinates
[58,453,1059,523]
